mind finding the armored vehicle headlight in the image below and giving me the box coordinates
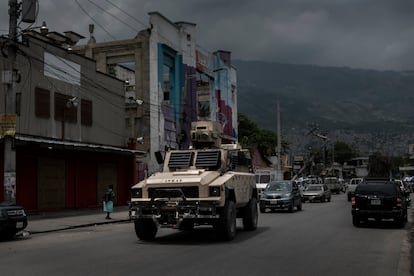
[131,188,143,198]
[209,186,221,197]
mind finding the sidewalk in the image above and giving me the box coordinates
[26,206,132,234]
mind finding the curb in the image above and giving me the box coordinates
[29,218,132,234]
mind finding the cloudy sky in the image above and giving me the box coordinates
[1,0,414,71]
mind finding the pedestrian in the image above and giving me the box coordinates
[103,185,115,219]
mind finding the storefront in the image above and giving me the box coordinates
[1,136,146,212]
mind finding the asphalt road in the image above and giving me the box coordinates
[0,193,411,276]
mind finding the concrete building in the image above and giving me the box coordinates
[74,12,239,175]
[0,30,141,211]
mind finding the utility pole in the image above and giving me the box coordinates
[3,0,19,203]
[276,101,281,177]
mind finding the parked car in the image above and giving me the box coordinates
[351,180,408,227]
[302,184,331,203]
[324,177,342,194]
[259,180,302,213]
[347,177,363,201]
[0,202,28,240]
[394,179,411,206]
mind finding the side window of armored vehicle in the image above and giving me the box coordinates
[230,151,252,171]
[229,151,238,170]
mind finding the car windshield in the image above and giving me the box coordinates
[256,174,270,184]
[267,181,290,192]
[356,183,396,196]
[307,185,322,191]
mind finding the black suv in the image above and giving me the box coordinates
[0,202,28,239]
[351,179,408,227]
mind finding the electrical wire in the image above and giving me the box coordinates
[74,0,117,41]
[104,0,149,29]
[17,39,167,137]
[24,37,184,113]
[86,0,141,33]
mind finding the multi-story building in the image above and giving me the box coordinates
[74,12,239,174]
[0,30,142,211]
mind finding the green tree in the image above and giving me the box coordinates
[368,152,390,177]
[238,113,259,146]
[328,141,359,165]
[238,113,288,156]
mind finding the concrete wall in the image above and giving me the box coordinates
[0,34,126,147]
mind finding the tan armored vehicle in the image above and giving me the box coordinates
[130,121,258,241]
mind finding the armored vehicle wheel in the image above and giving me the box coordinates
[242,198,258,231]
[215,200,237,241]
[134,218,157,240]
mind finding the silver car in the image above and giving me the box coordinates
[347,178,363,201]
[302,184,331,203]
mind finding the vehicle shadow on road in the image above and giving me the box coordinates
[135,226,270,245]
[354,220,408,230]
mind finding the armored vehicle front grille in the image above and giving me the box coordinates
[148,186,199,198]
[168,152,193,168]
[195,150,220,168]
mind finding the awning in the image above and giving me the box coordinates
[12,134,147,157]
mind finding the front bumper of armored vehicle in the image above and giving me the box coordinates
[130,186,226,227]
[130,198,222,227]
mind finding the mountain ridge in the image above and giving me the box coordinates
[233,59,414,156]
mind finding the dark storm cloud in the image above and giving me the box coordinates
[1,0,414,70]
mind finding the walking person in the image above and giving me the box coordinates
[103,185,115,219]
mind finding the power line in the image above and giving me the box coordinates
[74,0,117,41]
[104,0,149,29]
[86,0,141,33]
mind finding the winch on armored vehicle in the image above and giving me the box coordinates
[130,121,258,241]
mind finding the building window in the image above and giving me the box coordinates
[81,99,92,126]
[54,92,77,123]
[35,87,50,118]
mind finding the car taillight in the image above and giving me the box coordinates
[396,198,402,207]
[351,197,356,206]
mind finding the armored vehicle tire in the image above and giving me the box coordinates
[214,200,237,241]
[242,198,258,231]
[134,218,157,240]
